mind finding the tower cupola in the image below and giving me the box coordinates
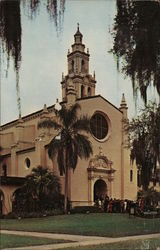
[74,23,83,44]
[61,25,96,103]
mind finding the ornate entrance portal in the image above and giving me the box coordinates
[87,149,116,204]
[94,179,107,201]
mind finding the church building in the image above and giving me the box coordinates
[0,26,138,215]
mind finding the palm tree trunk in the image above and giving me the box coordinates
[64,149,68,214]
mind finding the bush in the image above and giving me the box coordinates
[70,206,101,214]
[3,209,64,219]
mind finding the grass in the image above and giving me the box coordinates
[1,213,160,237]
[59,238,160,250]
[0,234,70,249]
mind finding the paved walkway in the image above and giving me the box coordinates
[2,230,160,250]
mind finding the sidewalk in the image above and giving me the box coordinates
[2,230,160,250]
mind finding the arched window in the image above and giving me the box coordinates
[2,164,7,177]
[88,87,91,96]
[81,60,85,72]
[81,85,84,98]
[71,60,74,72]
[130,170,133,182]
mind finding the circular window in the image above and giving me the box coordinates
[25,158,31,169]
[90,113,108,140]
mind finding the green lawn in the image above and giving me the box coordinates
[59,238,160,250]
[0,234,70,249]
[1,213,160,237]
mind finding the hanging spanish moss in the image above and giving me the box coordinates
[0,0,65,121]
[111,0,160,105]
[22,0,65,35]
[0,0,22,117]
[22,0,40,19]
[46,0,65,35]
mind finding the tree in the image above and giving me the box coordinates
[38,103,93,213]
[13,165,62,213]
[127,103,160,190]
[111,0,160,104]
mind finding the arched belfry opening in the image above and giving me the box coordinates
[71,60,74,72]
[81,85,84,98]
[94,179,107,202]
[81,59,85,73]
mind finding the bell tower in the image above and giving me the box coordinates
[61,24,96,103]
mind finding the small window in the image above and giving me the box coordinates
[88,87,91,96]
[25,158,31,169]
[2,164,7,177]
[130,170,133,182]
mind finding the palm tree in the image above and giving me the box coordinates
[38,103,93,213]
[25,165,61,211]
[13,165,61,213]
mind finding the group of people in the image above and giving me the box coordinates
[95,195,146,214]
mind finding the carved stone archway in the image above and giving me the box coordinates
[87,150,116,204]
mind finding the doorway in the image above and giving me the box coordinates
[94,179,107,202]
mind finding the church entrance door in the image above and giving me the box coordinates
[94,179,107,202]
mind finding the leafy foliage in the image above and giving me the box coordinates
[127,103,160,190]
[13,166,63,213]
[138,187,160,209]
[111,0,160,103]
[38,103,93,213]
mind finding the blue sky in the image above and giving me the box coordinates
[1,0,149,125]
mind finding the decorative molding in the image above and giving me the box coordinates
[87,152,116,182]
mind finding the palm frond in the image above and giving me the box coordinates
[38,119,61,130]
[58,103,81,128]
[48,137,63,160]
[58,105,69,128]
[75,133,93,159]
[67,140,78,171]
[67,103,81,126]
[57,146,65,175]
[72,115,91,133]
